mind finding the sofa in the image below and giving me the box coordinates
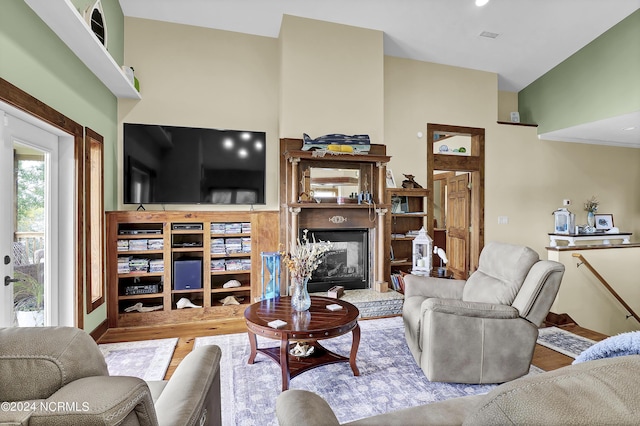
[0,326,222,426]
[403,242,564,383]
[276,354,640,425]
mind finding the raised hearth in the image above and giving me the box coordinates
[311,289,404,318]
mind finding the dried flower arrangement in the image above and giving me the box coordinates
[281,229,332,281]
[584,196,599,213]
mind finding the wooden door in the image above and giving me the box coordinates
[446,173,470,279]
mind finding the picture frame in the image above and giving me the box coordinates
[594,214,614,230]
[391,196,402,213]
[386,169,396,188]
[391,195,409,213]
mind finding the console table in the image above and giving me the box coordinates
[548,232,632,247]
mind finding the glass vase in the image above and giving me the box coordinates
[290,276,311,312]
[587,211,596,228]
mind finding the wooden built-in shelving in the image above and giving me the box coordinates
[385,188,429,287]
[106,210,279,328]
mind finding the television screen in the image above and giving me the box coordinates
[123,123,266,205]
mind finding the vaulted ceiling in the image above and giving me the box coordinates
[118,0,640,146]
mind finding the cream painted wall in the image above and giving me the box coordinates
[384,54,639,332]
[119,18,280,210]
[279,15,384,142]
[549,248,640,335]
[485,124,640,257]
[498,91,518,123]
[384,56,497,189]
[384,54,639,256]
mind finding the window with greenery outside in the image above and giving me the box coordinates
[13,156,45,325]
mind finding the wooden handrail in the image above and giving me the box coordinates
[572,253,640,323]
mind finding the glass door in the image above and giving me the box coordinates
[0,110,58,327]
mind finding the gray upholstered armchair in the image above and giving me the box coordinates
[0,326,222,426]
[403,241,565,384]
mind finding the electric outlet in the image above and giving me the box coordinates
[498,216,509,225]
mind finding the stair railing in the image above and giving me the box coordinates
[572,253,640,323]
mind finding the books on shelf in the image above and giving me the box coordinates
[117,238,164,251]
[118,257,151,273]
[211,223,226,234]
[117,256,131,274]
[210,258,251,272]
[147,239,163,250]
[211,259,226,272]
[149,259,164,273]
[390,272,407,292]
[211,222,251,235]
[391,230,423,239]
[225,238,243,254]
[224,223,242,234]
[211,238,226,254]
[128,239,148,251]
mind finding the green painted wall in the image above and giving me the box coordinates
[1,0,122,210]
[1,0,124,332]
[519,10,640,133]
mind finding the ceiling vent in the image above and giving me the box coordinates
[479,31,500,39]
[84,0,108,48]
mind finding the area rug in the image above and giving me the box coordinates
[99,338,178,381]
[194,316,498,425]
[537,327,596,358]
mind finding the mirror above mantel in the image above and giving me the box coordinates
[299,163,378,203]
[308,168,360,199]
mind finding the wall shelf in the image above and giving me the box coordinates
[497,121,538,127]
[24,0,141,99]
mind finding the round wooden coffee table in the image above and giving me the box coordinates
[244,295,360,391]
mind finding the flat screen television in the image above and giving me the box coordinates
[123,123,266,205]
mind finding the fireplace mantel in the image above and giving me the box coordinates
[283,149,391,164]
[279,138,391,290]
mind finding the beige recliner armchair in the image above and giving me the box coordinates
[0,326,222,425]
[403,241,565,384]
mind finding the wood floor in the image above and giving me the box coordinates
[97,316,608,380]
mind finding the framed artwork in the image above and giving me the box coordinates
[595,214,614,230]
[391,196,409,213]
[386,169,396,188]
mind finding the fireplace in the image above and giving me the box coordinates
[304,229,370,293]
[281,138,391,294]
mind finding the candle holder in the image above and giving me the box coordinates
[412,227,433,276]
[260,252,281,301]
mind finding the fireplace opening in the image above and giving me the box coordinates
[304,228,369,293]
